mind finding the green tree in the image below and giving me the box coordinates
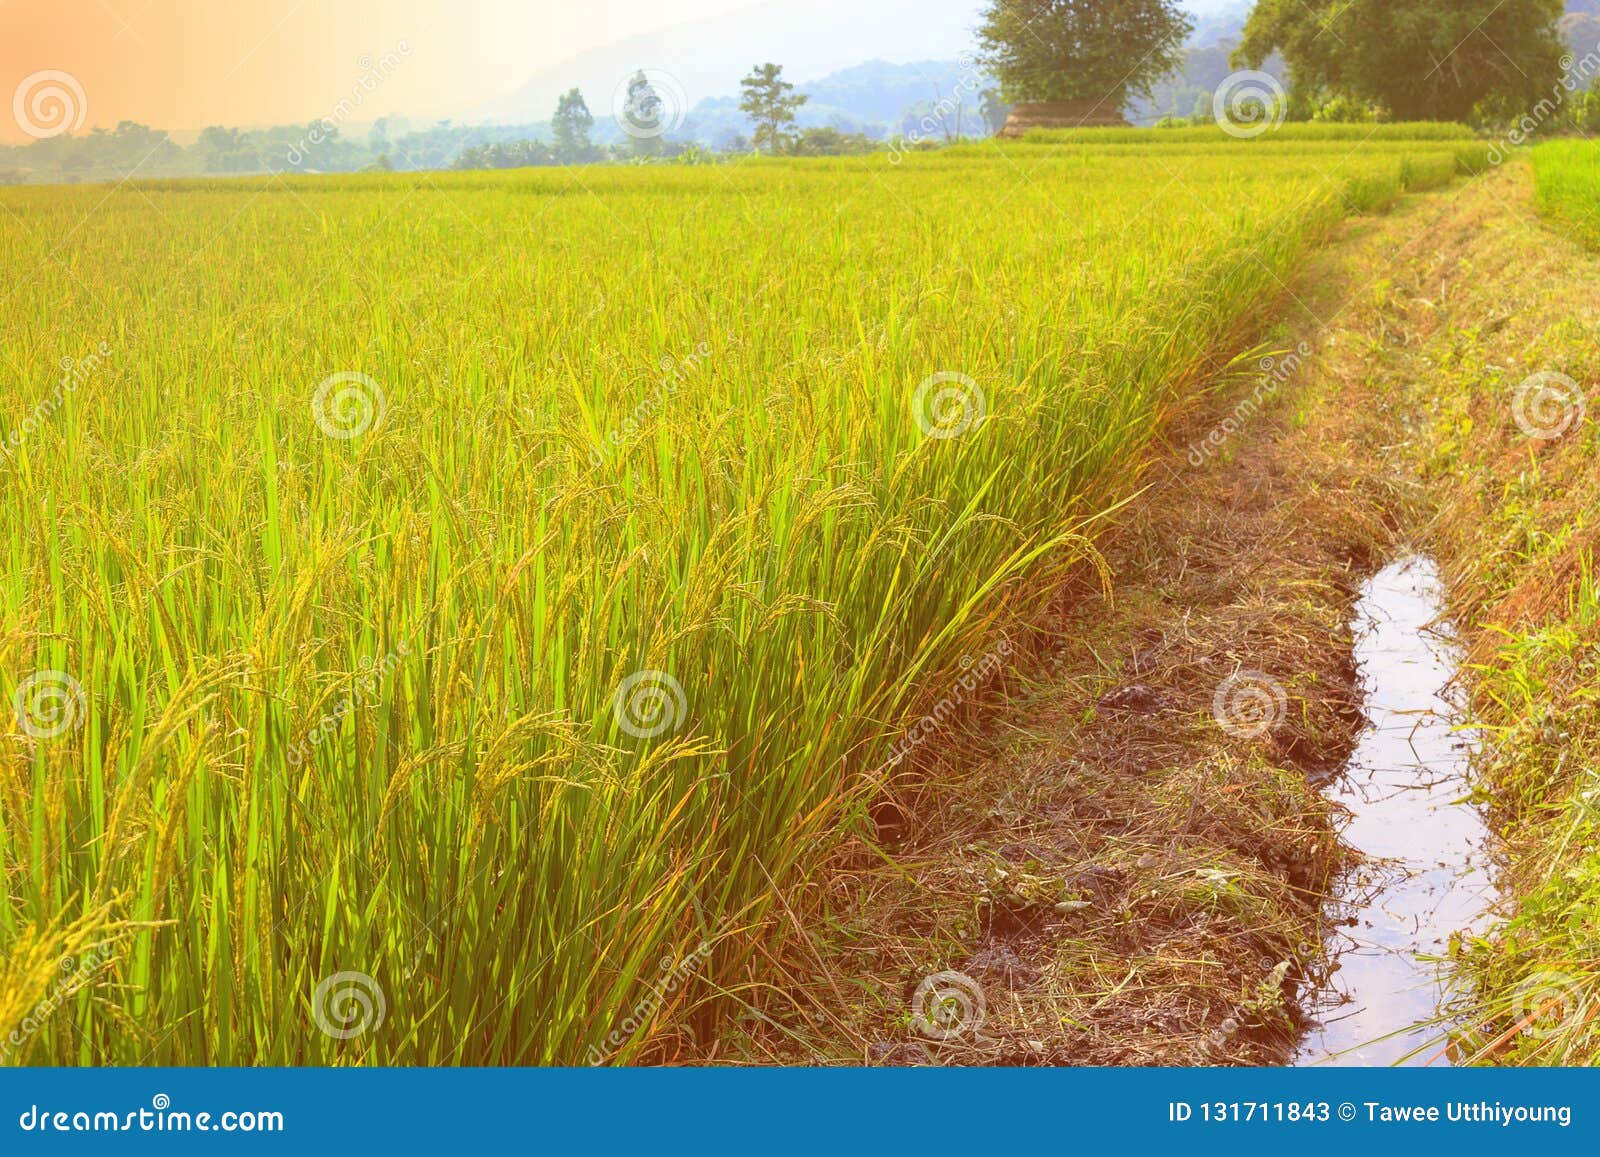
[739,63,808,154]
[978,88,1012,135]
[197,125,258,173]
[621,71,665,155]
[789,127,876,155]
[977,0,1193,107]
[551,88,595,161]
[1234,0,1566,122]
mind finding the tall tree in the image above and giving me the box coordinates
[621,71,665,155]
[1235,0,1566,122]
[977,0,1193,108]
[551,88,594,162]
[739,63,808,154]
[197,126,256,173]
[978,88,1012,135]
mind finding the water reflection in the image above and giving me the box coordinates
[1294,556,1497,1067]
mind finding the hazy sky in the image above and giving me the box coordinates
[0,0,1244,142]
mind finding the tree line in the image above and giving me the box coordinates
[981,0,1592,126]
[456,64,888,170]
[7,2,1596,186]
[0,63,934,185]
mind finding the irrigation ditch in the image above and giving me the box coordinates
[782,171,1538,1068]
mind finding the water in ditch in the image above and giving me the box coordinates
[1293,555,1499,1066]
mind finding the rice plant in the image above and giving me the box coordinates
[1533,139,1600,249]
[0,136,1478,1064]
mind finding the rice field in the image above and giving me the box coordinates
[0,133,1488,1064]
[1533,139,1600,249]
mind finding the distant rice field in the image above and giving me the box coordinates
[1533,138,1600,249]
[1018,120,1479,144]
[0,132,1487,1064]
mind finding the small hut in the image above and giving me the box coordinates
[996,100,1129,138]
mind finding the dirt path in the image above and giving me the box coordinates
[721,164,1570,1066]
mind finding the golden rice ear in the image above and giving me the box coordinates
[0,905,138,1064]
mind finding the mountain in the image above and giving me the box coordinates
[1134,2,1255,124]
[793,59,983,126]
[471,0,985,127]
[1187,1,1254,46]
[1566,11,1600,73]
[668,59,991,148]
